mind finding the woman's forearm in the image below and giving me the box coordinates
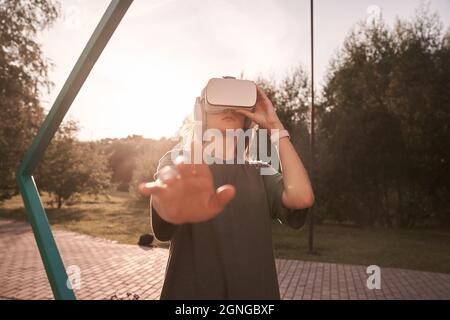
[272,126,315,209]
[234,85,314,209]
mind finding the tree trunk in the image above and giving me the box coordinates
[382,182,393,228]
[57,196,62,209]
[395,179,404,228]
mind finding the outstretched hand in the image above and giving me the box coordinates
[139,158,236,224]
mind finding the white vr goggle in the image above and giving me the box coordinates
[194,76,257,129]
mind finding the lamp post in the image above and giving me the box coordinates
[308,0,316,254]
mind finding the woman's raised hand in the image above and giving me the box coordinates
[234,85,284,132]
[139,158,236,224]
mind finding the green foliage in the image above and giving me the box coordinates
[318,5,450,228]
[0,0,60,201]
[102,136,142,191]
[128,138,177,200]
[98,135,176,195]
[36,120,111,208]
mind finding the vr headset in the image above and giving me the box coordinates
[194,76,257,131]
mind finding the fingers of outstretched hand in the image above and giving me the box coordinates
[157,165,180,182]
[207,184,236,213]
[138,182,165,197]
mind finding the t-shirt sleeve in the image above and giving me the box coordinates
[262,165,309,229]
[149,150,180,242]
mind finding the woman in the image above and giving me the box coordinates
[139,84,315,300]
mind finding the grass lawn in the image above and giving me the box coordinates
[1,192,449,274]
[0,191,155,246]
[272,222,450,274]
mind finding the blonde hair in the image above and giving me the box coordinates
[177,113,255,162]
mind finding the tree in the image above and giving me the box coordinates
[386,6,450,227]
[106,138,140,191]
[36,120,111,208]
[318,4,450,228]
[0,0,60,202]
[129,138,177,200]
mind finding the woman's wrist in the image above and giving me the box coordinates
[267,120,285,135]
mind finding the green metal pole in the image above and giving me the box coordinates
[16,0,133,300]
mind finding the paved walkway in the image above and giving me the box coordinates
[1,219,449,300]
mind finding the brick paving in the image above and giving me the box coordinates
[0,219,449,300]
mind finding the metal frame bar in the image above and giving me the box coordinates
[15,0,133,300]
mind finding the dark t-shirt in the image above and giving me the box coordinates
[150,149,308,300]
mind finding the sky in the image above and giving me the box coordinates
[36,0,450,141]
